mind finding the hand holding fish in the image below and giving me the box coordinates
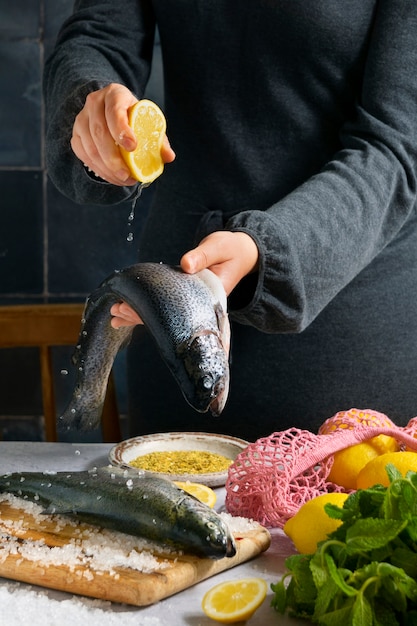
[60,262,231,431]
[181,230,259,294]
[71,83,175,186]
[110,231,259,329]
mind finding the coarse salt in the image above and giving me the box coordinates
[0,494,170,576]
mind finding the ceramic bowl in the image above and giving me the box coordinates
[108,432,248,487]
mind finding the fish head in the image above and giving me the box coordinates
[180,331,230,416]
[176,492,237,559]
[202,518,237,559]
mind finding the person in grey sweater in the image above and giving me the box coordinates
[44,1,417,440]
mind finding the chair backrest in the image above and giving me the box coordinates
[0,303,121,442]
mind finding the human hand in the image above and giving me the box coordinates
[110,231,259,328]
[110,302,143,329]
[71,83,175,186]
[180,231,259,296]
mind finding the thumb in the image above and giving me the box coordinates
[106,87,138,151]
[180,247,211,274]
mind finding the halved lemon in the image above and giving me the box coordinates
[202,578,268,623]
[120,99,166,183]
[174,481,217,508]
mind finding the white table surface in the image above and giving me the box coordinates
[0,442,303,626]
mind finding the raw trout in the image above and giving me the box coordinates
[60,263,230,431]
[0,465,236,559]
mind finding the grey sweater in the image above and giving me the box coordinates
[44,1,417,438]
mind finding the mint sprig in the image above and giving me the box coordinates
[271,465,417,625]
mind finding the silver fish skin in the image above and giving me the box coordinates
[60,263,230,431]
[0,466,236,559]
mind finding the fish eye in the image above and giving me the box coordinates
[202,375,213,389]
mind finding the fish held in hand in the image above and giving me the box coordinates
[0,466,236,559]
[59,263,230,431]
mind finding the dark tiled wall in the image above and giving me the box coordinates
[0,2,163,437]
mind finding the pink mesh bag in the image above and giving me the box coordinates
[225,408,417,528]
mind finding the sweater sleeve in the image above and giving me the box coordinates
[43,0,156,205]
[227,0,417,334]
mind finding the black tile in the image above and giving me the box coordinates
[0,171,43,294]
[47,181,152,295]
[0,3,40,39]
[0,347,42,415]
[0,40,41,167]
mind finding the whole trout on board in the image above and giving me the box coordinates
[0,466,236,559]
[60,263,230,431]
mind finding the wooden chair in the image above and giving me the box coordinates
[0,303,121,442]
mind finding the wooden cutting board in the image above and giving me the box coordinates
[0,500,270,606]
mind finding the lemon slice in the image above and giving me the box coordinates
[174,481,217,508]
[120,99,166,183]
[202,578,268,623]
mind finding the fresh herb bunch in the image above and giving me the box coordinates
[271,465,417,625]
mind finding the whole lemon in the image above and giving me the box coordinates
[283,492,349,554]
[356,451,417,489]
[327,435,399,490]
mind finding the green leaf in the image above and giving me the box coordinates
[313,576,341,619]
[405,516,417,542]
[377,561,417,608]
[391,546,417,578]
[385,463,403,483]
[373,601,400,626]
[324,501,345,520]
[281,554,317,615]
[325,552,357,597]
[316,601,355,626]
[345,518,406,552]
[352,592,373,626]
[270,580,287,614]
[407,471,417,490]
[310,550,332,589]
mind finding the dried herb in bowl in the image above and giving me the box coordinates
[129,450,232,474]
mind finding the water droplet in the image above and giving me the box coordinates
[126,232,134,242]
[60,369,69,376]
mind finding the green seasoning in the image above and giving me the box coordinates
[129,450,232,474]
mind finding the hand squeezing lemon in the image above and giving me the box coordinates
[119,99,167,183]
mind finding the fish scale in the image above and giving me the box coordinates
[0,466,236,559]
[59,263,230,432]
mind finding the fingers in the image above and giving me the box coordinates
[71,84,176,186]
[110,302,143,328]
[71,84,138,186]
[161,135,176,163]
[181,231,230,274]
[180,231,259,295]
